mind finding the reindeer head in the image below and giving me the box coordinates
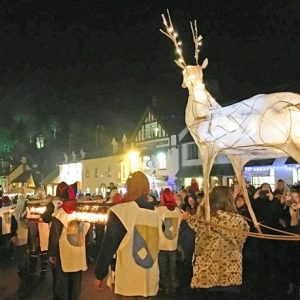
[182,60,208,88]
[160,10,208,89]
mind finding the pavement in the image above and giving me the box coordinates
[0,264,199,300]
[0,244,298,300]
[0,246,198,300]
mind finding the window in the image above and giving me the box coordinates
[95,168,98,178]
[157,152,166,169]
[143,122,160,140]
[251,168,275,190]
[187,144,199,160]
[36,135,44,149]
[85,169,90,178]
[293,167,300,184]
[184,177,203,189]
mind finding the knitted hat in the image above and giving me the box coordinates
[60,182,78,201]
[56,181,69,198]
[56,181,79,214]
[112,193,123,204]
[69,181,79,199]
[122,171,150,202]
[160,188,177,209]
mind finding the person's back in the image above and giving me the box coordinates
[185,186,249,298]
[48,181,90,300]
[111,201,160,296]
[156,188,182,294]
[94,171,161,298]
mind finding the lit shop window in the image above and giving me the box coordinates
[157,152,166,170]
[251,168,275,190]
[293,167,300,184]
[184,177,203,189]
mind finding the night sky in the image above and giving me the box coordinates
[0,0,299,160]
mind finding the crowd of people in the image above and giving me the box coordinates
[231,179,300,299]
[0,176,300,300]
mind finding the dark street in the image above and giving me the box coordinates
[0,246,197,300]
[0,245,297,300]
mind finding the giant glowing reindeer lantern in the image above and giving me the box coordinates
[161,11,300,232]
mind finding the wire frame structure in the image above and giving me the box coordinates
[161,10,300,233]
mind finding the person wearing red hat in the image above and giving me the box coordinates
[94,171,161,298]
[190,178,200,193]
[156,188,182,294]
[48,181,90,300]
[111,192,123,205]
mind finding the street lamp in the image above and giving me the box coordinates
[128,150,140,173]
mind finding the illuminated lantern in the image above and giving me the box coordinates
[69,200,112,224]
[161,10,300,232]
[26,199,49,221]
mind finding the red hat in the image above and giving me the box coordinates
[58,181,79,214]
[112,193,123,204]
[160,188,177,209]
[68,182,79,200]
[60,184,78,201]
[56,181,68,198]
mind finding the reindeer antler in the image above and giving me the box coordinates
[190,20,202,65]
[160,10,186,69]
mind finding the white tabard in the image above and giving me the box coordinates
[53,208,90,272]
[110,201,161,297]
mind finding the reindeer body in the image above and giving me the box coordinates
[187,89,300,155]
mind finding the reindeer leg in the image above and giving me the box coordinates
[198,143,218,232]
[277,143,300,164]
[228,155,261,233]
